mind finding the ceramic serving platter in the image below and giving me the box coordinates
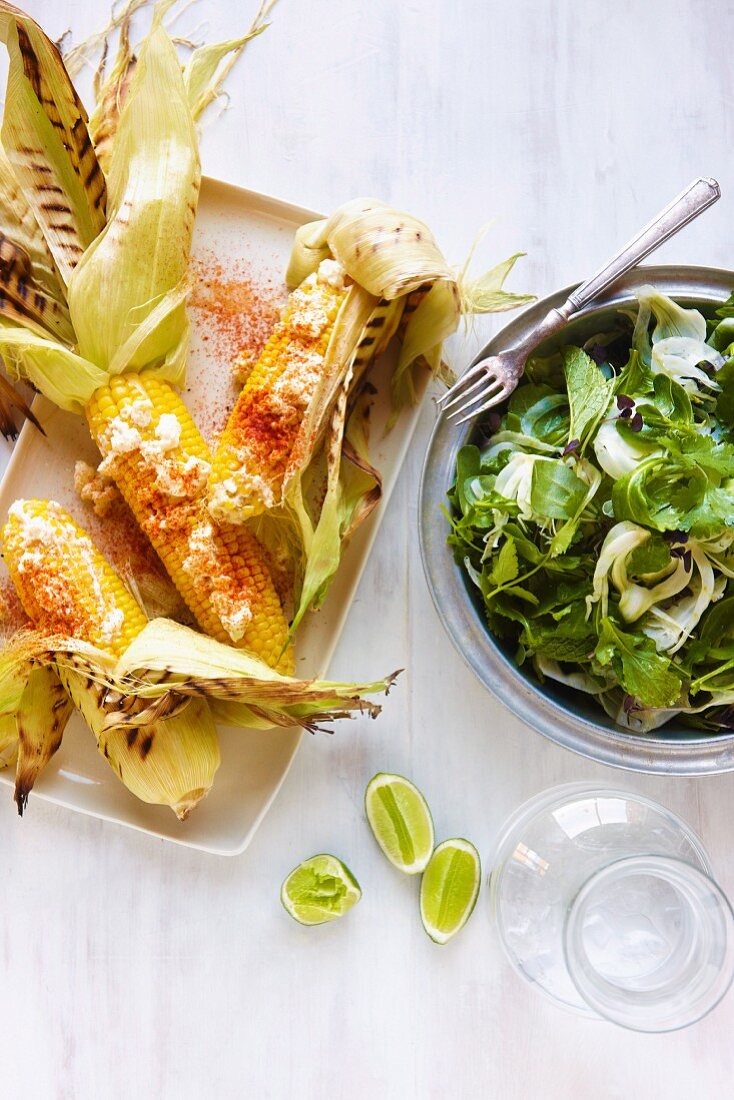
[0,177,428,855]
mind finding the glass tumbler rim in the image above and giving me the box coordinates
[563,853,734,1033]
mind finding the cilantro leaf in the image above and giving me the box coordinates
[595,619,682,708]
[563,346,613,443]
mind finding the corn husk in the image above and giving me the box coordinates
[13,666,73,814]
[87,7,138,174]
[0,5,260,417]
[0,144,64,300]
[0,327,107,413]
[60,666,220,820]
[0,715,17,769]
[111,619,397,730]
[286,198,455,298]
[0,2,106,285]
[0,618,397,739]
[289,385,382,633]
[0,626,221,818]
[67,24,199,386]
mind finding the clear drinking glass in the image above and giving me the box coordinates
[489,783,734,1032]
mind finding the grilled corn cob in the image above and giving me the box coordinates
[1,499,221,818]
[3,499,146,656]
[207,260,351,524]
[85,373,294,674]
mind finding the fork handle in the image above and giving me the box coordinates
[563,176,720,315]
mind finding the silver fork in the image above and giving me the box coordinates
[439,176,721,424]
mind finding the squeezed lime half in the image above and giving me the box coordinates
[420,838,481,944]
[281,854,361,926]
[365,772,434,874]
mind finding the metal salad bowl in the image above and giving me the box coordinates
[419,265,734,776]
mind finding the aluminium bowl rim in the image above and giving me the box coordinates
[418,263,734,776]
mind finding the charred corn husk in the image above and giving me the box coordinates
[85,372,293,673]
[1,499,221,818]
[208,261,350,523]
[13,666,73,815]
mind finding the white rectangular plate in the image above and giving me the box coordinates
[0,178,427,855]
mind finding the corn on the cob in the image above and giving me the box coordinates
[85,373,294,674]
[1,499,221,818]
[2,499,146,656]
[207,260,350,524]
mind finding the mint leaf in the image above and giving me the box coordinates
[595,619,682,708]
[489,536,519,586]
[530,460,587,520]
[563,346,613,443]
[534,634,596,662]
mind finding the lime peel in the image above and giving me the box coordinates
[420,838,481,944]
[365,772,435,874]
[281,854,361,926]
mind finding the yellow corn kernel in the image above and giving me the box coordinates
[85,373,293,673]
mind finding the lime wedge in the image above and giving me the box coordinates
[280,854,361,926]
[420,838,481,944]
[365,772,434,874]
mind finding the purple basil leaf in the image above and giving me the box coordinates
[663,530,688,545]
[563,439,581,456]
[616,394,635,411]
[628,412,644,432]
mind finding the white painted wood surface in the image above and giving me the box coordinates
[4,1,734,1096]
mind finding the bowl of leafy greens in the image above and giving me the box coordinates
[419,266,734,774]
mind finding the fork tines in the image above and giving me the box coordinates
[437,359,510,424]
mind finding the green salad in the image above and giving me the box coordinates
[448,286,734,733]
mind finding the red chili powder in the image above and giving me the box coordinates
[190,252,282,370]
[0,577,30,634]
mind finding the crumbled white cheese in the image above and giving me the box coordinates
[11,501,57,548]
[155,456,210,498]
[106,416,142,455]
[125,398,153,428]
[272,350,323,401]
[17,549,42,574]
[211,592,252,643]
[155,413,182,451]
[317,258,346,290]
[289,277,329,339]
[208,471,276,523]
[182,521,214,577]
[74,461,119,518]
[100,606,124,645]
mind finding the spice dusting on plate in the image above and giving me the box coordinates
[189,253,283,443]
[190,252,282,372]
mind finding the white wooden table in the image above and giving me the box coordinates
[4,1,734,1096]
